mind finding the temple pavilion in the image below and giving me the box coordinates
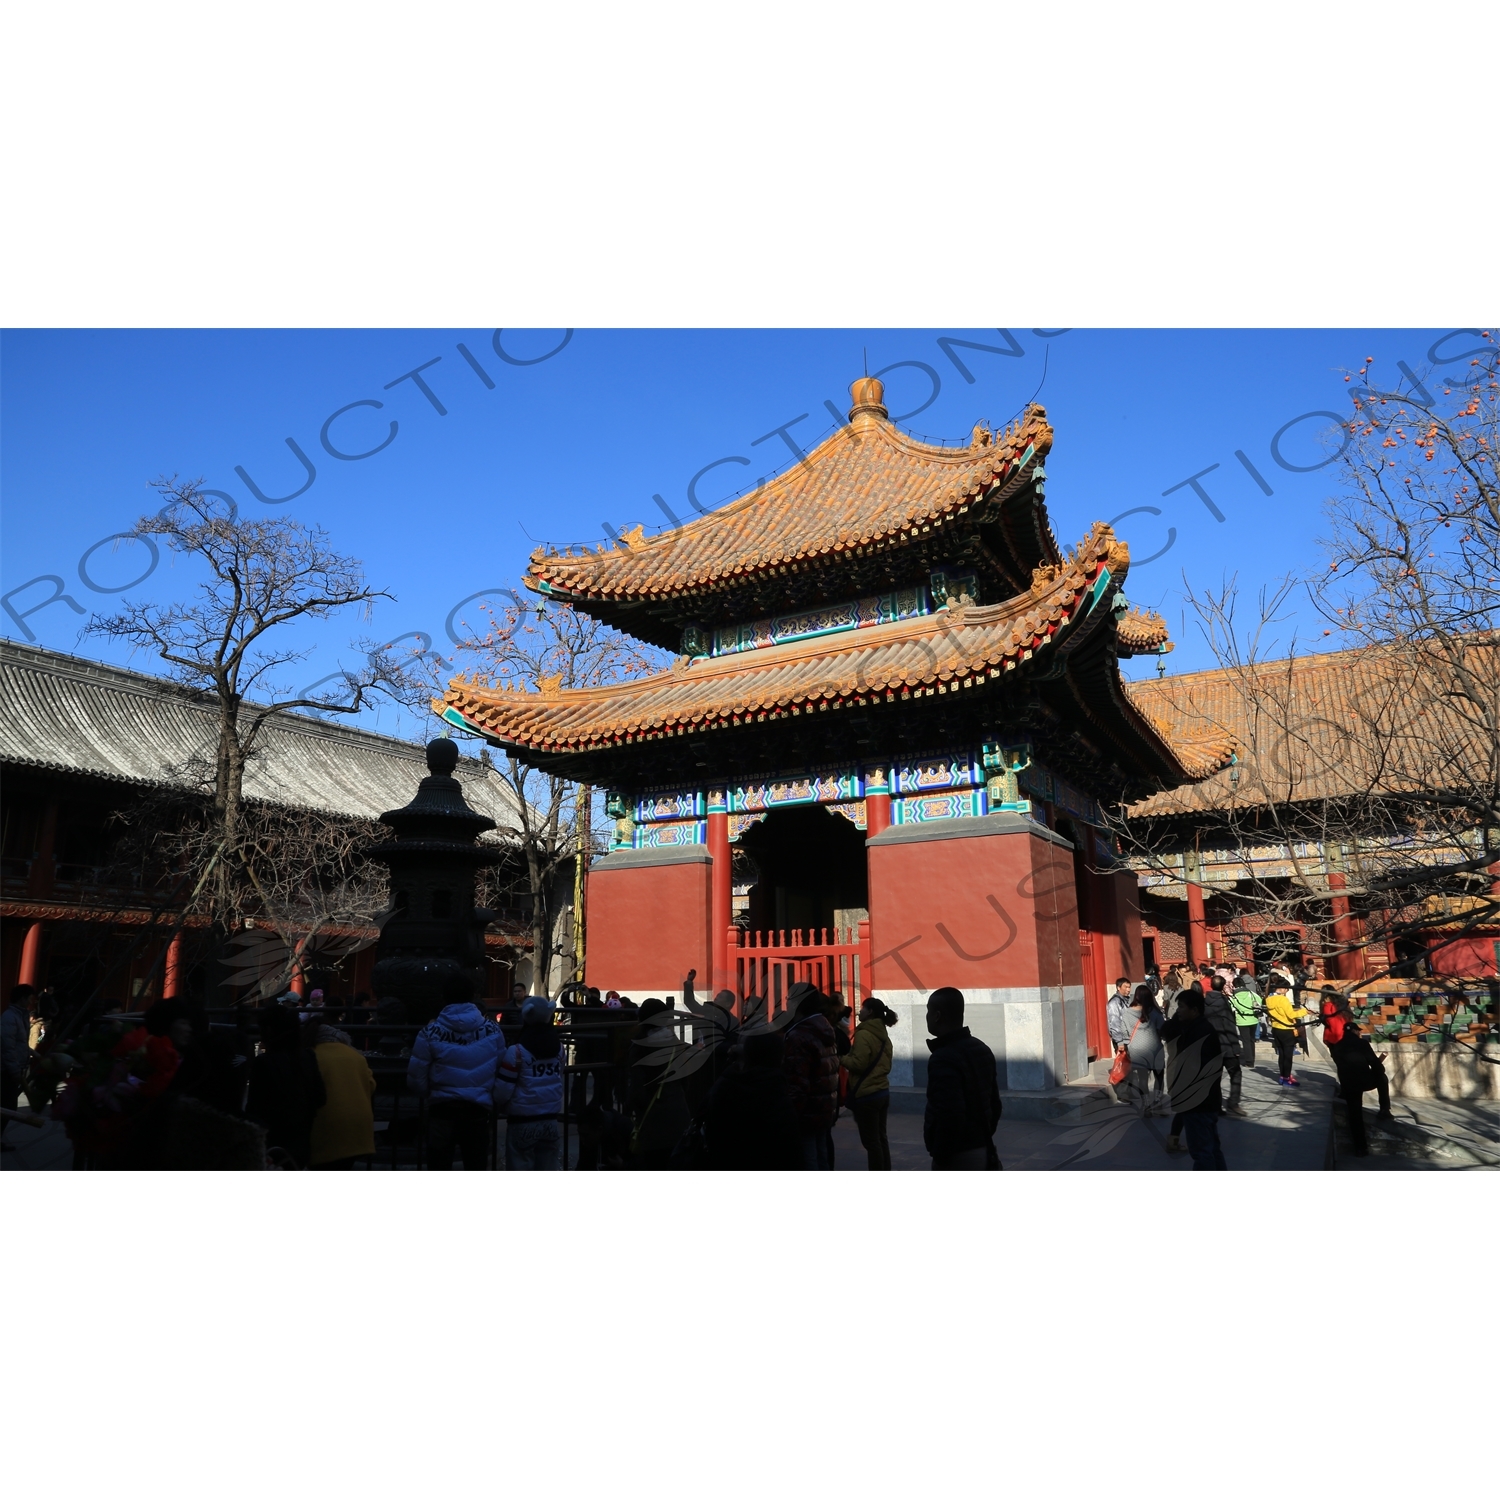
[440,376,1232,1088]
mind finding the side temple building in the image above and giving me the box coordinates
[0,641,530,1007]
[441,378,1232,1088]
[1124,644,1500,982]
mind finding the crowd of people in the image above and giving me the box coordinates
[1102,960,1397,1162]
[556,976,1001,1171]
[0,971,1008,1171]
[0,974,574,1171]
[1,957,1398,1169]
[0,982,382,1168]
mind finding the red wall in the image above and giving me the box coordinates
[1097,869,1144,985]
[867,823,1083,994]
[1425,935,1500,979]
[586,852,712,994]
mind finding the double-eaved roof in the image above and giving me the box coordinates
[1,640,520,829]
[443,376,1234,800]
[446,522,1234,794]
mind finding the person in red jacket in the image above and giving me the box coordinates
[781,982,839,1170]
[53,1000,183,1167]
[1320,986,1351,1045]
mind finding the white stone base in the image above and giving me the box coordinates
[877,986,1088,1090]
[577,985,1091,1092]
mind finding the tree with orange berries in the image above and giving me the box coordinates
[1114,335,1499,986]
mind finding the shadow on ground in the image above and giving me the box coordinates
[834,1055,1342,1171]
[9,1052,1493,1171]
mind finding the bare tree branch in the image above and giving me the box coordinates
[86,478,412,940]
[1116,338,1500,984]
[429,597,669,996]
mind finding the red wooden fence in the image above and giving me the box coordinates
[729,922,872,1015]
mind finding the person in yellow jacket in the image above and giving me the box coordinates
[310,1031,377,1168]
[1263,982,1309,1087]
[843,997,896,1170]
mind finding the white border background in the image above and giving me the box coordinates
[3,1,1494,328]
[3,3,1493,1497]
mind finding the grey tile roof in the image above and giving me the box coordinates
[0,640,522,830]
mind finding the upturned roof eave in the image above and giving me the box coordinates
[522,405,1055,609]
[447,542,1104,743]
[438,521,1219,792]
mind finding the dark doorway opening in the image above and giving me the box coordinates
[1390,934,1429,979]
[1252,930,1304,973]
[735,805,868,937]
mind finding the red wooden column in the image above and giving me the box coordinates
[1186,880,1207,969]
[707,786,731,997]
[864,766,892,840]
[1327,871,1366,981]
[164,931,183,997]
[1382,917,1399,972]
[18,920,45,987]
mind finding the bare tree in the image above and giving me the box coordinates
[86,479,412,933]
[446,597,667,996]
[1116,336,1499,979]
[214,803,391,998]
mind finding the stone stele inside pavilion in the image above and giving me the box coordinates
[440,377,1232,1090]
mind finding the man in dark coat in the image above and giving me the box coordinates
[1327,1011,1395,1158]
[703,1030,804,1170]
[629,998,693,1169]
[781,981,839,1170]
[245,1002,327,1167]
[166,1000,247,1117]
[2,985,35,1142]
[1160,988,1227,1170]
[923,987,1002,1170]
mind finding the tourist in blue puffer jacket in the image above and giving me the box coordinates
[495,996,566,1170]
[408,977,505,1170]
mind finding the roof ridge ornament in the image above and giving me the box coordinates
[1030,562,1061,598]
[847,375,888,425]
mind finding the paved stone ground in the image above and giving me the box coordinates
[8,1053,1493,1170]
[1330,1091,1500,1170]
[832,1048,1344,1171]
[0,1108,73,1171]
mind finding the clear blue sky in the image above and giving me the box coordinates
[0,327,1467,739]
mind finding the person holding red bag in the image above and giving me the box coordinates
[1104,977,1136,1105]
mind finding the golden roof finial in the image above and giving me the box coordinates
[848,375,887,424]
